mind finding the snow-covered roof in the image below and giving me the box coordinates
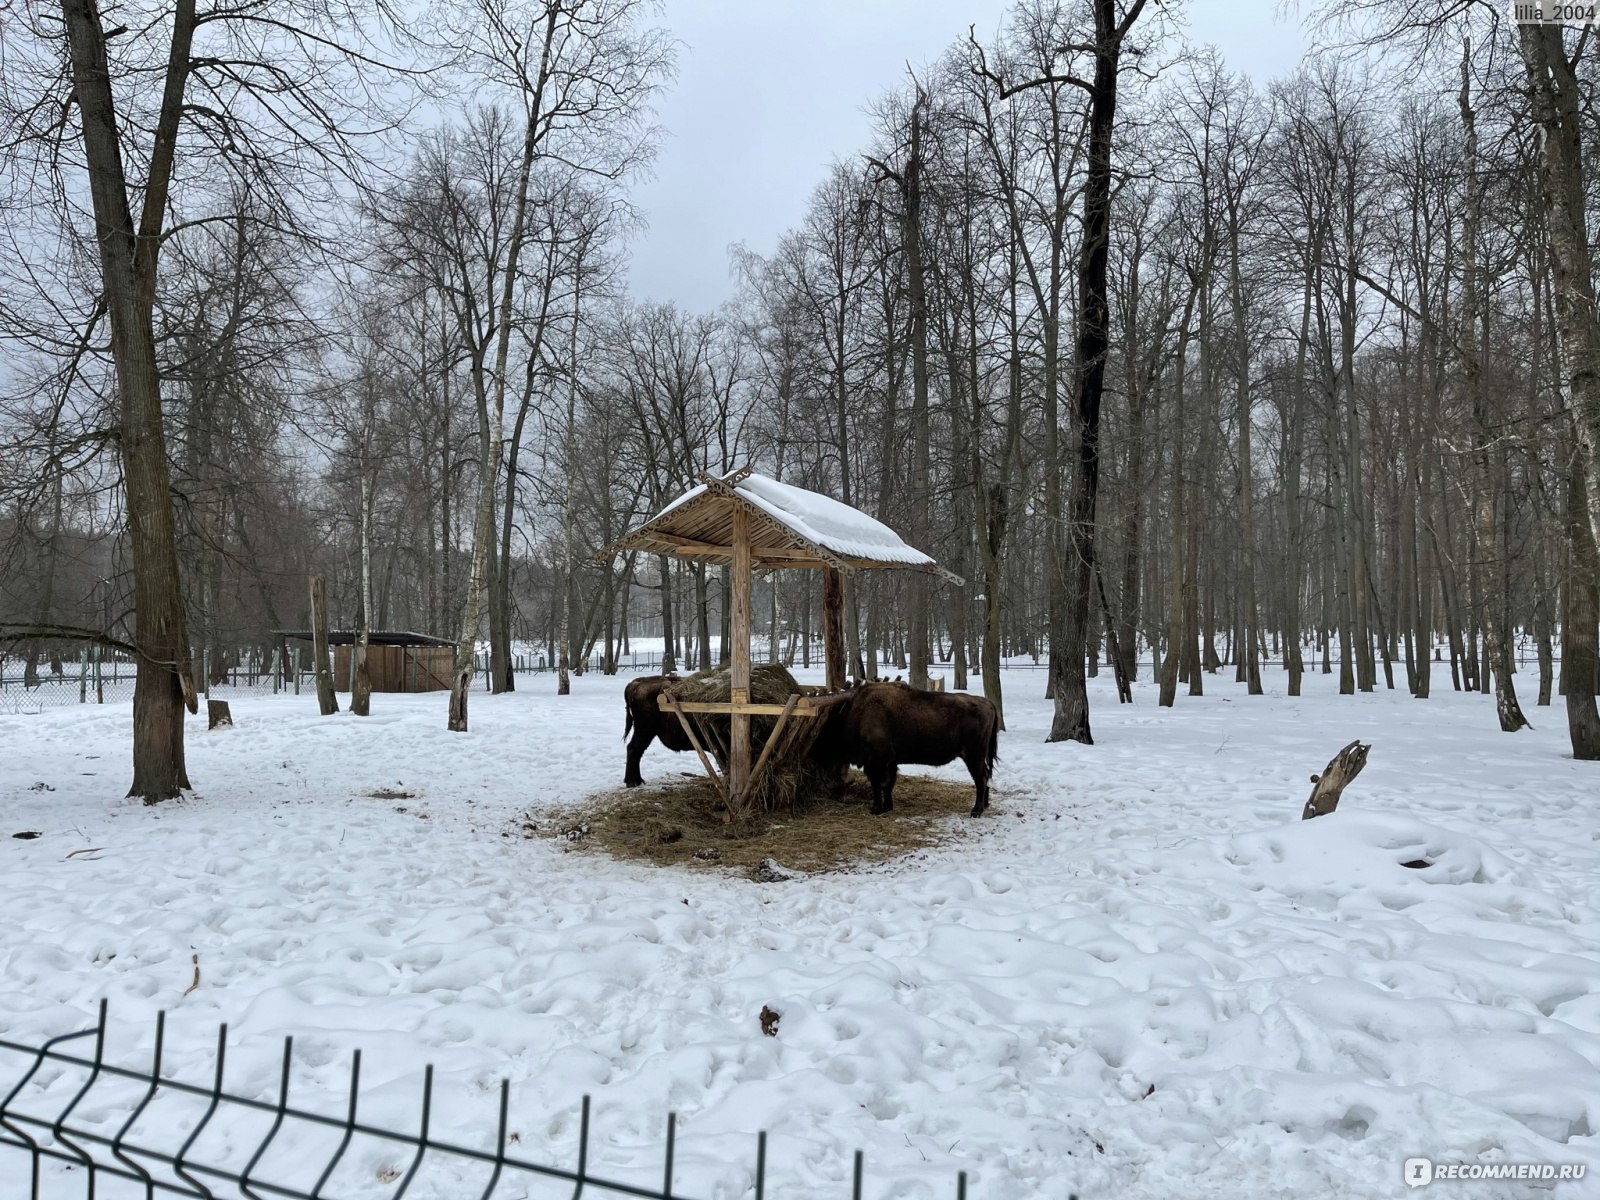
[602,468,959,582]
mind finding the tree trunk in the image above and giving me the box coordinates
[1535,561,1554,707]
[1565,455,1600,758]
[1228,204,1262,695]
[1459,41,1528,733]
[62,0,199,800]
[351,459,373,717]
[493,363,539,697]
[823,566,847,693]
[903,92,932,691]
[1519,24,1600,560]
[659,555,676,675]
[310,574,339,716]
[558,257,584,697]
[694,563,712,671]
[449,80,551,730]
[1283,269,1311,698]
[1049,0,1146,743]
[1158,292,1196,708]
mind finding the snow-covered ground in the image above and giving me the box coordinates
[2,667,1598,1198]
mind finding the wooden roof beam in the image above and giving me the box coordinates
[651,532,827,560]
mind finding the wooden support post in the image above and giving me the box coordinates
[730,505,753,812]
[823,566,847,693]
[309,575,339,716]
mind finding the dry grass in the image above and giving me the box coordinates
[546,771,987,877]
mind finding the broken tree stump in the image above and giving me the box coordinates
[207,699,233,729]
[1302,740,1370,819]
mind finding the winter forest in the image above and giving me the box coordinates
[7,0,1600,1195]
[10,0,1600,796]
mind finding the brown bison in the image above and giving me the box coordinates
[622,674,688,787]
[813,682,1000,816]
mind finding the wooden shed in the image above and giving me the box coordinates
[598,466,958,815]
[278,630,456,693]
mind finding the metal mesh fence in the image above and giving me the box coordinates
[1,1003,974,1200]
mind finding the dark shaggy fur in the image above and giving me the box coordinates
[622,674,688,787]
[812,682,1000,816]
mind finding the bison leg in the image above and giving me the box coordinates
[624,731,653,788]
[867,760,897,815]
[963,753,990,817]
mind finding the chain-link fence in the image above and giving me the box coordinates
[0,649,685,712]
[0,644,1050,711]
[0,652,291,712]
[0,651,138,712]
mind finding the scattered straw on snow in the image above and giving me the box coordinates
[545,771,989,877]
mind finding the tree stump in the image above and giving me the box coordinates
[207,699,233,730]
[1302,740,1370,819]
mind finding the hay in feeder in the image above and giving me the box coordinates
[665,663,838,812]
[670,661,807,706]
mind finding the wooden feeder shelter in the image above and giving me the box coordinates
[598,466,960,815]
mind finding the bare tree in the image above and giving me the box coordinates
[1050,0,1150,743]
[867,81,935,690]
[434,0,670,730]
[1457,38,1529,731]
[0,0,421,795]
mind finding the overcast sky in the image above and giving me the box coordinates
[625,0,1308,312]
